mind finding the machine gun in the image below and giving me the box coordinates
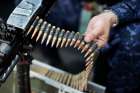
[0,0,105,93]
[0,0,56,91]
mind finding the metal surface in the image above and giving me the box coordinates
[0,55,20,84]
[7,0,43,30]
[31,60,106,93]
[17,62,31,93]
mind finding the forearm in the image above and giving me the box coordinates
[110,0,140,23]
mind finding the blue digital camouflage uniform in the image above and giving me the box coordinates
[100,0,140,93]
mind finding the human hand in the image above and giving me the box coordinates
[84,11,118,48]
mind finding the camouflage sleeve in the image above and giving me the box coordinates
[110,0,140,23]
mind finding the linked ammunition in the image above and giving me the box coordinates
[27,16,39,35]
[31,19,43,39]
[86,48,99,62]
[58,73,63,82]
[56,29,65,47]
[85,59,93,68]
[73,76,76,88]
[65,31,75,47]
[48,71,53,78]
[81,77,86,91]
[49,71,55,79]
[69,75,73,87]
[54,73,59,81]
[71,75,75,88]
[74,32,81,48]
[41,24,51,44]
[46,26,56,46]
[77,73,80,90]
[28,17,100,92]
[70,32,79,47]
[78,72,84,91]
[72,77,75,88]
[55,73,59,81]
[75,75,79,90]
[84,43,98,57]
[66,74,72,86]
[78,41,85,50]
[46,70,51,78]
[86,63,93,73]
[61,31,70,48]
[51,72,56,80]
[53,72,58,80]
[77,76,81,90]
[56,73,62,81]
[86,53,94,62]
[85,61,93,71]
[85,67,93,83]
[36,21,47,42]
[83,72,88,91]
[81,44,90,53]
[84,80,88,91]
[74,76,78,89]
[51,27,60,47]
[59,73,64,82]
[87,50,99,72]
[62,74,68,84]
[78,36,85,50]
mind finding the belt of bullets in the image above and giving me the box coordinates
[26,16,100,92]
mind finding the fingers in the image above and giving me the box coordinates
[84,15,111,48]
[96,35,108,48]
[84,24,108,48]
[85,33,106,48]
[84,26,102,42]
[84,33,94,42]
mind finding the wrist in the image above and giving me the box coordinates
[102,10,119,27]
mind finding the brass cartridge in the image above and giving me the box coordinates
[56,29,65,47]
[74,32,82,48]
[66,74,72,86]
[41,24,51,44]
[36,21,47,42]
[51,27,60,47]
[65,31,75,47]
[70,32,79,47]
[31,19,43,39]
[46,26,56,46]
[81,44,90,53]
[84,43,98,57]
[27,16,39,35]
[61,31,70,48]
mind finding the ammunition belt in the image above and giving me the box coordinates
[26,16,100,92]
